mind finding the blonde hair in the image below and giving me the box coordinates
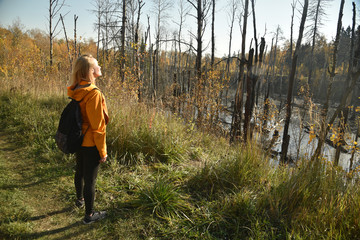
[71,54,96,86]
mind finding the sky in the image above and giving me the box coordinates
[0,0,356,57]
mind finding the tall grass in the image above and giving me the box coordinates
[107,98,193,165]
[0,91,67,162]
[1,89,360,239]
[259,160,360,239]
[187,143,273,201]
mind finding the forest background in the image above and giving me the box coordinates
[1,0,360,239]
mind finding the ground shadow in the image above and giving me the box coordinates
[1,179,47,190]
[28,207,73,221]
[22,221,83,239]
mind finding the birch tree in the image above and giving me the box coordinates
[48,0,66,67]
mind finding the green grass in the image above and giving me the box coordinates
[129,177,191,220]
[1,90,360,239]
[107,98,193,164]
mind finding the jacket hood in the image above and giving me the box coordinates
[67,81,97,101]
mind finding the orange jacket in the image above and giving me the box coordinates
[67,81,109,158]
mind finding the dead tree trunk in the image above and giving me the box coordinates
[195,0,203,82]
[350,117,360,170]
[243,48,254,141]
[211,0,215,68]
[280,0,308,163]
[334,2,356,166]
[312,0,345,162]
[308,0,330,94]
[120,0,126,83]
[135,0,144,101]
[49,0,65,67]
[95,0,102,60]
[187,0,210,125]
[263,36,276,131]
[60,14,72,70]
[175,0,189,112]
[154,1,161,98]
[308,0,321,90]
[243,0,265,142]
[230,0,249,143]
[290,1,296,58]
[226,0,237,72]
[74,15,78,58]
[49,0,53,67]
[223,0,237,108]
[251,0,258,62]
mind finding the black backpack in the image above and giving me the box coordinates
[55,88,97,154]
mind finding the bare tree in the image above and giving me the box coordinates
[74,15,79,58]
[173,0,190,79]
[91,0,103,60]
[289,0,297,61]
[120,0,127,82]
[263,26,282,130]
[211,0,216,67]
[187,0,211,81]
[60,14,72,69]
[48,0,66,67]
[242,0,265,142]
[226,0,238,71]
[220,0,238,109]
[187,0,211,125]
[281,0,309,163]
[97,0,119,76]
[136,0,145,100]
[348,3,359,170]
[169,0,190,110]
[307,0,332,93]
[311,0,345,162]
[90,0,119,63]
[230,0,249,143]
[151,0,173,98]
[334,1,356,166]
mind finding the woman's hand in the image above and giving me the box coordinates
[100,155,107,163]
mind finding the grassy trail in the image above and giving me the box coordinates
[0,131,106,240]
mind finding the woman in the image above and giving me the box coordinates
[67,54,109,224]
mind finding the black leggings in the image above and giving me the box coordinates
[75,146,100,215]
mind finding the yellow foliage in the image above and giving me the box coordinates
[308,125,316,144]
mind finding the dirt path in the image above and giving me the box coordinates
[0,132,96,240]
